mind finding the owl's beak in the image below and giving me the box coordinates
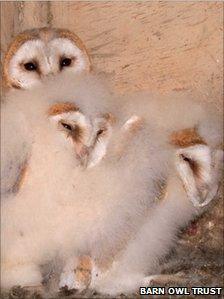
[75,143,89,161]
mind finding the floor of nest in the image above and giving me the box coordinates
[1,190,223,299]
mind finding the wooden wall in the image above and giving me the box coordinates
[1,1,223,107]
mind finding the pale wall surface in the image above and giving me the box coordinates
[1,2,223,108]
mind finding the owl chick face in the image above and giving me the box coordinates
[48,102,115,168]
[3,27,91,90]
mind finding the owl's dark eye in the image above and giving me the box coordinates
[97,129,104,137]
[24,62,38,71]
[60,58,72,68]
[61,122,72,131]
[181,155,191,163]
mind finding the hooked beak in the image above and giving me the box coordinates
[75,142,90,167]
[75,142,89,158]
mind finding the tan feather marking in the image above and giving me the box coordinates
[170,128,206,148]
[71,126,85,144]
[47,102,79,116]
[102,112,116,125]
[125,116,144,134]
[75,255,92,287]
[39,27,54,42]
[12,162,28,193]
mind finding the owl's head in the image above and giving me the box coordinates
[47,102,115,168]
[3,27,91,90]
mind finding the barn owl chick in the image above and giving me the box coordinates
[1,98,117,290]
[3,27,91,90]
[10,101,116,196]
[47,102,115,169]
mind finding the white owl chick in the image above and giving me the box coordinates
[3,27,91,90]
[1,94,117,290]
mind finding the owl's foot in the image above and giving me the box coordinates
[59,269,85,291]
[59,255,93,292]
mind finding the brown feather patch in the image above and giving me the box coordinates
[75,255,92,287]
[12,162,28,193]
[102,113,116,125]
[170,128,206,148]
[47,102,79,116]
